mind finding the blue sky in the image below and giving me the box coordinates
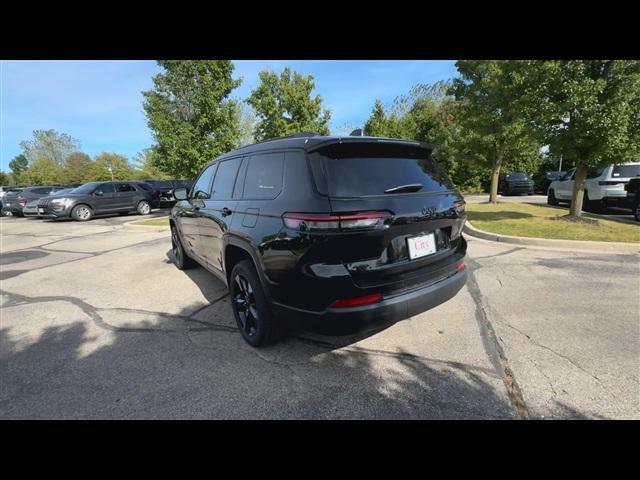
[0,60,458,171]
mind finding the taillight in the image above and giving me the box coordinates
[16,198,27,207]
[456,262,466,272]
[453,200,466,215]
[282,211,390,231]
[329,293,382,308]
[599,181,622,186]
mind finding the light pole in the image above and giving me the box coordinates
[108,165,114,181]
[558,155,563,172]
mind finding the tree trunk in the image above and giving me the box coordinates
[488,146,503,204]
[489,164,501,203]
[570,162,589,217]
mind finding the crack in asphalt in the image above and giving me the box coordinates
[465,258,531,420]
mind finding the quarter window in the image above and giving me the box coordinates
[243,153,284,199]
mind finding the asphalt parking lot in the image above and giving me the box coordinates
[1,212,638,419]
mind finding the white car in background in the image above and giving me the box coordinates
[547,162,640,211]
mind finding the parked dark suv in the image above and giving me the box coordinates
[37,181,154,221]
[170,134,468,347]
[499,172,535,195]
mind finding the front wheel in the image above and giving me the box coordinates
[71,204,93,221]
[230,259,287,347]
[547,189,558,206]
[171,225,196,270]
[136,200,151,215]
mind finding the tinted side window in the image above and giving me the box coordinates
[192,164,216,199]
[243,153,284,200]
[33,187,53,195]
[117,183,135,192]
[99,183,116,194]
[211,158,242,200]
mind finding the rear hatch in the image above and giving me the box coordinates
[306,140,466,293]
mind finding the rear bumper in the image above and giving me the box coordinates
[271,267,468,336]
[2,206,24,215]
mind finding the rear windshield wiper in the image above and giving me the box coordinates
[384,183,423,194]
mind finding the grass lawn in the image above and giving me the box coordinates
[466,202,640,243]
[130,216,169,227]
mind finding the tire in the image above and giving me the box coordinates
[634,200,640,222]
[229,259,288,347]
[170,225,196,270]
[71,204,93,222]
[136,200,151,215]
[547,189,558,206]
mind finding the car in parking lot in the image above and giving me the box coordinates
[37,181,155,221]
[535,170,566,194]
[1,185,69,216]
[138,179,195,208]
[23,188,75,217]
[624,176,640,221]
[169,133,468,347]
[499,172,535,195]
[547,162,640,211]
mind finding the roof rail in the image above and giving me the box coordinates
[276,131,322,139]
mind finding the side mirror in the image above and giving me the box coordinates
[94,190,104,196]
[174,187,188,200]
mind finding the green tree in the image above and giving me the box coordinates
[450,60,542,202]
[363,100,389,137]
[247,67,331,141]
[515,60,640,217]
[19,130,80,167]
[23,157,63,185]
[142,60,241,178]
[132,148,171,180]
[63,152,93,183]
[0,171,11,185]
[9,154,29,177]
[90,153,134,181]
[235,101,257,147]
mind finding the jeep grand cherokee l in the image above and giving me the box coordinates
[170,133,468,347]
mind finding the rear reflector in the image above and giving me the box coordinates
[456,262,465,272]
[283,211,390,231]
[329,293,383,308]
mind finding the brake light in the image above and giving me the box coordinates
[599,181,622,186]
[456,262,466,272]
[329,293,382,308]
[283,211,390,231]
[16,199,27,207]
[453,200,466,215]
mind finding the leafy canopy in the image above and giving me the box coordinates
[143,60,241,178]
[247,67,331,141]
[19,129,80,167]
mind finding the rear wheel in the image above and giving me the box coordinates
[230,259,287,347]
[171,225,196,270]
[71,204,93,221]
[547,189,558,206]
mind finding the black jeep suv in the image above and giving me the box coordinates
[38,181,154,221]
[170,134,468,347]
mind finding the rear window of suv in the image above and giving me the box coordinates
[612,164,640,178]
[309,143,454,197]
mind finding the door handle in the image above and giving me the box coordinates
[221,207,232,216]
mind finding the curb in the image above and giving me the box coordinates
[122,218,170,232]
[463,220,640,254]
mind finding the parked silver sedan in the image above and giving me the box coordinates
[23,188,75,218]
